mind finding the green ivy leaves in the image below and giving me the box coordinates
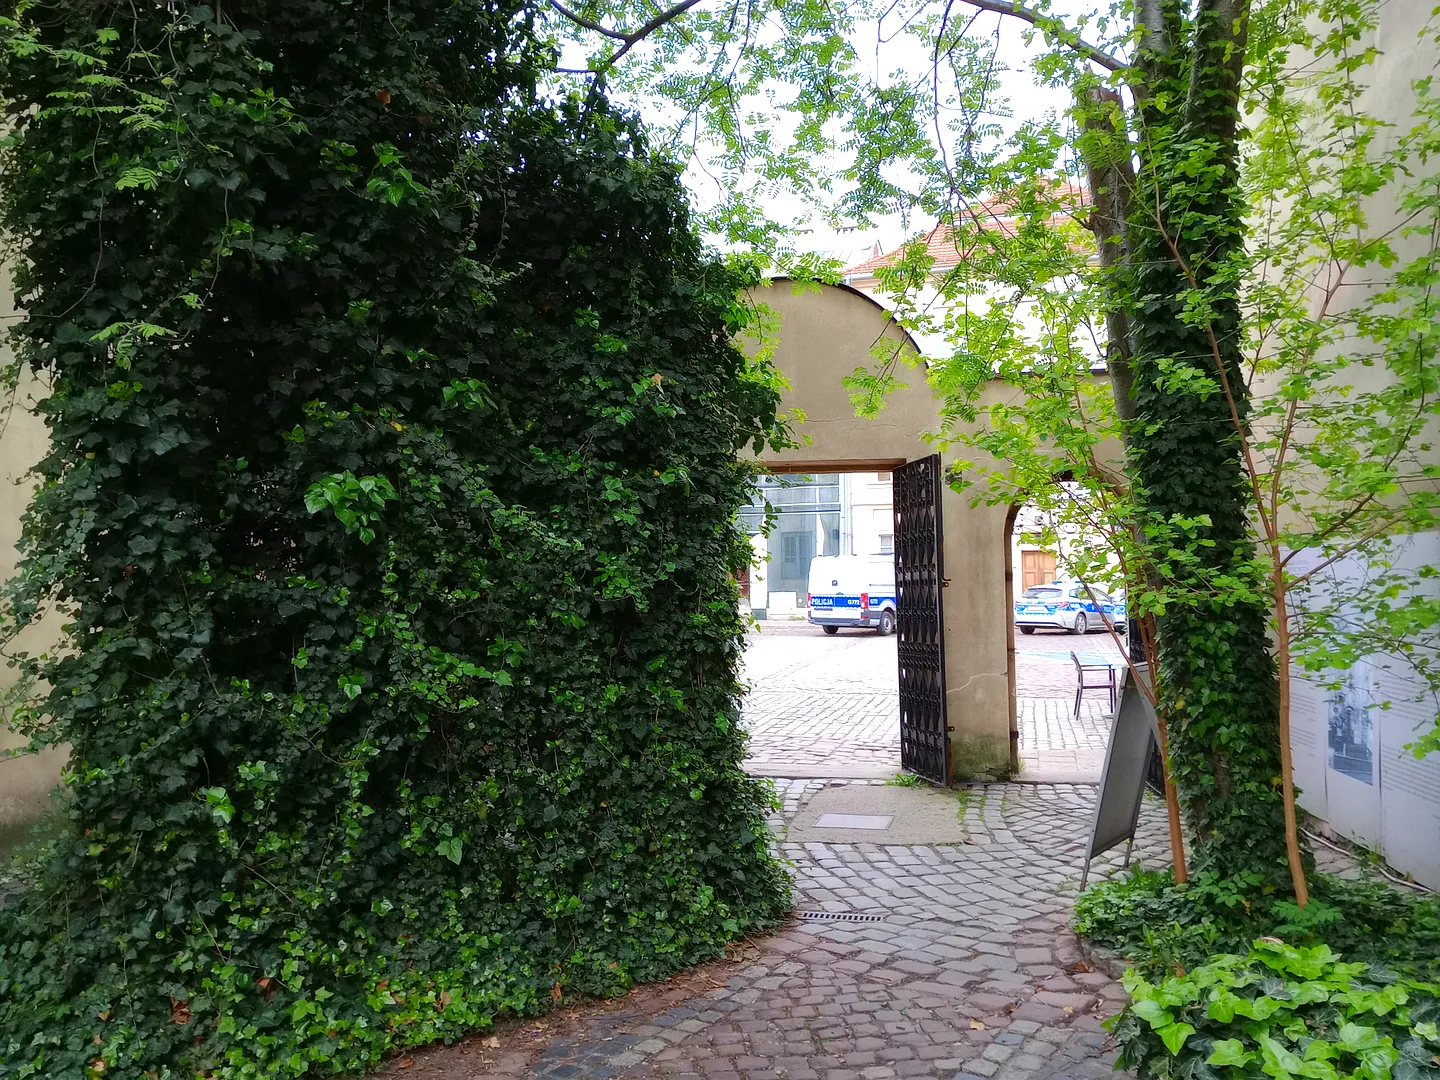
[304,471,398,544]
[1129,995,1200,1056]
[0,3,791,1078]
[1115,941,1440,1080]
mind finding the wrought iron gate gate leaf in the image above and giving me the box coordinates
[893,455,950,784]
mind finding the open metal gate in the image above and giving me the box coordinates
[893,455,950,784]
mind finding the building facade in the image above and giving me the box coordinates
[739,471,894,616]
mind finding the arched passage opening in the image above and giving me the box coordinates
[1003,499,1130,782]
[737,465,907,780]
[741,279,1014,783]
[742,279,1134,784]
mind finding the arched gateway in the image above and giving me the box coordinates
[743,279,1024,784]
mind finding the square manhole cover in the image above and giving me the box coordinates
[813,814,893,830]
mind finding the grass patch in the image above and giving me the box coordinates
[886,771,925,788]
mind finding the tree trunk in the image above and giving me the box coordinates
[1273,562,1311,905]
[1077,87,1139,428]
[1119,0,1298,887]
[1077,85,1188,885]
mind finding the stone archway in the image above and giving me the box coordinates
[743,279,1020,782]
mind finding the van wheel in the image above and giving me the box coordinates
[878,609,897,636]
[1069,612,1088,635]
[1019,626,1035,635]
[822,625,839,636]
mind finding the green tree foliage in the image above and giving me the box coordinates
[548,0,1297,882]
[546,0,1439,896]
[890,0,1440,898]
[0,2,792,1075]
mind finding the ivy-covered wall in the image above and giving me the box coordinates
[0,3,791,1076]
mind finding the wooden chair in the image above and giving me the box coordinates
[1072,651,1117,718]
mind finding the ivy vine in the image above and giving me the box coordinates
[0,3,792,1077]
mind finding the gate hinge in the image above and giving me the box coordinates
[942,578,952,587]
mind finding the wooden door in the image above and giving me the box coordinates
[1020,549,1056,592]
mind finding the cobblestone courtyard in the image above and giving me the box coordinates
[392,782,1169,1080]
[740,622,1127,781]
[384,625,1163,1080]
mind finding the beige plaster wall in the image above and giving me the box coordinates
[0,309,64,854]
[1260,2,1440,884]
[1250,3,1440,510]
[744,279,1025,779]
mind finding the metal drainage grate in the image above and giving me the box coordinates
[796,909,886,923]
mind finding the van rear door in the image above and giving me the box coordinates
[807,556,841,614]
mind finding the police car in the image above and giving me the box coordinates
[807,554,898,636]
[1013,580,1127,636]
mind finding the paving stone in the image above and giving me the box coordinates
[431,780,1207,1080]
[1009,1002,1066,1024]
[1014,948,1054,964]
[1034,992,1096,1008]
[1035,1028,1075,1046]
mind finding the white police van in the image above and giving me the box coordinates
[807,555,898,636]
[1013,579,1127,636]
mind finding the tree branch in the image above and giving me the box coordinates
[1287,516,1406,591]
[549,0,708,66]
[953,0,1125,72]
[549,0,628,40]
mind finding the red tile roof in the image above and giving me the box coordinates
[842,182,1088,279]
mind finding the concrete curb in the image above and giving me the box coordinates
[1076,935,1132,981]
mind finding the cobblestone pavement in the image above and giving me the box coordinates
[741,623,900,776]
[1017,699,1108,754]
[404,781,1172,1080]
[742,623,1127,780]
[1015,700,1109,783]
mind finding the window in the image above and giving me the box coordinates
[1023,586,1063,599]
[780,531,815,580]
[878,533,894,555]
